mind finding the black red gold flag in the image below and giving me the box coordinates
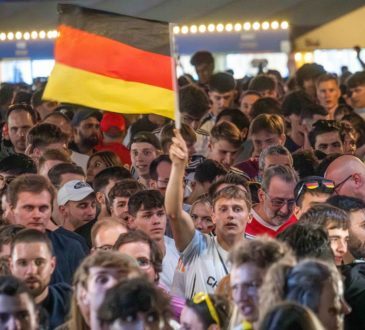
[44,4,175,119]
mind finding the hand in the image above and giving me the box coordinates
[354,45,361,56]
[169,129,189,166]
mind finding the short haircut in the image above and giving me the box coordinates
[194,159,227,184]
[90,218,127,248]
[190,51,214,66]
[327,195,365,212]
[212,185,251,210]
[98,277,172,326]
[160,122,196,153]
[261,165,299,192]
[208,72,236,93]
[128,190,164,217]
[347,71,365,89]
[300,103,328,120]
[210,121,242,148]
[74,250,140,289]
[277,223,334,261]
[93,166,132,193]
[316,73,339,87]
[86,151,121,169]
[282,90,314,117]
[295,63,325,88]
[216,108,250,131]
[229,235,292,269]
[208,172,249,198]
[0,225,24,254]
[108,179,145,206]
[47,163,85,189]
[114,230,163,279]
[249,114,285,136]
[292,150,319,179]
[149,155,172,181]
[130,131,161,151]
[38,149,72,171]
[315,153,342,177]
[300,203,349,230]
[11,228,54,256]
[308,120,342,148]
[26,123,68,150]
[191,194,212,211]
[179,84,210,118]
[259,145,293,172]
[0,154,37,175]
[7,174,55,208]
[240,90,261,104]
[248,75,276,93]
[43,111,71,124]
[294,176,333,207]
[250,97,282,119]
[6,103,37,123]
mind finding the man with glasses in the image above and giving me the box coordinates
[294,176,335,218]
[245,165,298,239]
[325,155,365,203]
[91,218,128,253]
[149,155,172,196]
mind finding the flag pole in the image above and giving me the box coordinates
[169,23,181,130]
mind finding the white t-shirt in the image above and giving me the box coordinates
[160,236,179,292]
[179,230,230,299]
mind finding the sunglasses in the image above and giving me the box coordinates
[295,179,335,203]
[193,292,220,326]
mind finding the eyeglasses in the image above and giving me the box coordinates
[334,175,353,193]
[264,192,296,209]
[0,175,16,190]
[136,257,152,270]
[295,179,335,203]
[193,292,220,326]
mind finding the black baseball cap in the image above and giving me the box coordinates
[71,107,103,127]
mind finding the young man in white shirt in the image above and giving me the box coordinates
[165,131,252,297]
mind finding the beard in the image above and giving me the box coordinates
[24,277,48,298]
[348,234,365,259]
[80,132,99,149]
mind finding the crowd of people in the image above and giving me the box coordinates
[0,49,365,329]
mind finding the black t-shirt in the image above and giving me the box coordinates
[75,219,97,249]
[47,230,86,285]
[284,135,301,153]
[54,227,89,254]
[40,283,72,330]
[340,261,365,330]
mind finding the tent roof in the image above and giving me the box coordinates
[0,0,364,38]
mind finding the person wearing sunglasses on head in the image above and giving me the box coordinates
[180,292,231,330]
[293,176,335,218]
[245,164,298,239]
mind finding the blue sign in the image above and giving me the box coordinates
[0,40,54,59]
[175,30,289,54]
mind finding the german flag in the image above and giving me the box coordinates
[44,4,175,119]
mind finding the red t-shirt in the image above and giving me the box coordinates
[95,142,131,166]
[245,208,297,239]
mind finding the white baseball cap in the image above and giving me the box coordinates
[57,180,95,206]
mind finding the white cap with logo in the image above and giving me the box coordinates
[57,180,95,206]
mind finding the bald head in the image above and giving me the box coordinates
[325,155,365,202]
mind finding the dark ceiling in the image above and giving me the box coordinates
[0,0,363,37]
